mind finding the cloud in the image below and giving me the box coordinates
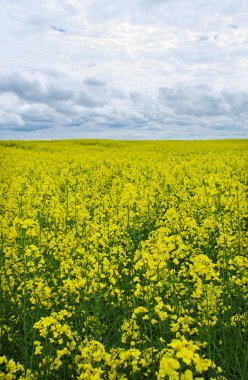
[84,78,106,87]
[1,68,247,140]
[52,26,67,33]
[0,74,43,101]
[0,73,77,106]
[157,86,230,117]
[0,112,24,129]
[0,0,248,139]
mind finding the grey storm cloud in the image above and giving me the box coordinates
[0,0,248,139]
[0,69,247,139]
[157,86,230,117]
[84,78,106,87]
[0,73,75,103]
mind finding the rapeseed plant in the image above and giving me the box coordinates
[0,139,247,379]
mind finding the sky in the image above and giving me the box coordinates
[0,0,248,140]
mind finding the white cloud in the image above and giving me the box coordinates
[0,0,248,139]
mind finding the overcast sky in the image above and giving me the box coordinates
[1,0,248,140]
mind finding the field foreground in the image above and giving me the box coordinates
[0,139,247,379]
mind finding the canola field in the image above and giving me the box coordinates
[0,139,247,380]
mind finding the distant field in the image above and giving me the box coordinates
[0,139,247,379]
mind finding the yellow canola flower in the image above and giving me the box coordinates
[0,356,35,379]
[180,369,194,380]
[157,357,180,379]
[176,346,194,365]
[0,139,246,379]
[133,306,148,314]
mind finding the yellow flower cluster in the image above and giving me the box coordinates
[0,139,247,379]
[33,310,77,373]
[158,338,222,379]
[0,356,35,379]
